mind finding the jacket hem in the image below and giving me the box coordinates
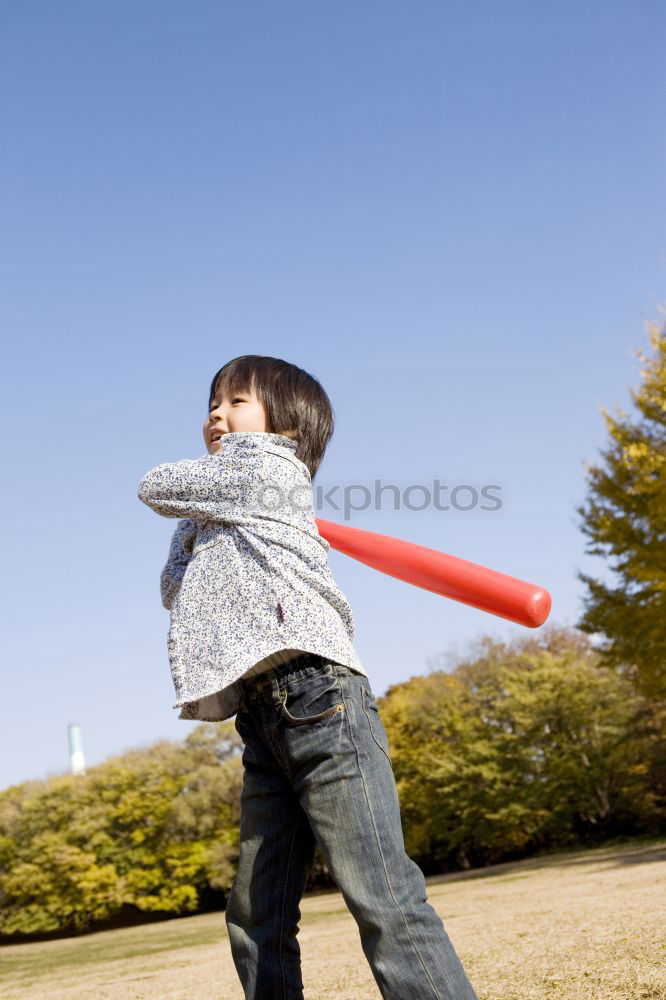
[172,645,367,721]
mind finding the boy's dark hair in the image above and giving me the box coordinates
[208,355,335,479]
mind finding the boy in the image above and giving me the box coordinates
[138,354,478,999]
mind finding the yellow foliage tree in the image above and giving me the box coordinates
[576,318,666,700]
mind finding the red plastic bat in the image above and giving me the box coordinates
[315,518,551,628]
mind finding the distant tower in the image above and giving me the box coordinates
[68,723,86,775]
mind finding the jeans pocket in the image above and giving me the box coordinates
[278,668,346,726]
[362,684,394,765]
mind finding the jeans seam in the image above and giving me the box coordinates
[278,805,302,999]
[344,682,444,1000]
[361,686,393,766]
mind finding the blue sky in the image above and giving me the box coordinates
[1,1,663,790]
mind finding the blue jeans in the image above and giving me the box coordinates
[225,653,478,1000]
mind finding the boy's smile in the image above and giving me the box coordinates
[203,385,268,454]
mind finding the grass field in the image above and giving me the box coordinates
[0,838,664,999]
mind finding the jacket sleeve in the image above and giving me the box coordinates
[137,446,266,522]
[160,518,198,610]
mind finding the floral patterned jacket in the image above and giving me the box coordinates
[138,431,366,721]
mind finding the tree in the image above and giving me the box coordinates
[0,724,244,937]
[380,626,662,872]
[575,318,666,700]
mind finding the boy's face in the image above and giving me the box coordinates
[203,384,268,454]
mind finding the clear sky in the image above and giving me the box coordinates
[1,1,663,790]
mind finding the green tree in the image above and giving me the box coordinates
[380,626,661,872]
[0,723,243,936]
[575,318,666,700]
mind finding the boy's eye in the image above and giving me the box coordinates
[209,397,245,413]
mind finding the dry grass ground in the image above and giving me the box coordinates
[0,838,664,1000]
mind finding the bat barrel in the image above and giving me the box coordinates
[316,518,552,629]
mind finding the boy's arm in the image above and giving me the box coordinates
[138,445,265,523]
[160,518,198,610]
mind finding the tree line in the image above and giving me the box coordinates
[0,624,663,939]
